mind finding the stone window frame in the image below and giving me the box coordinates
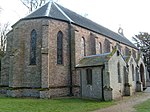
[86,68,92,85]
[57,31,63,65]
[117,62,121,83]
[99,42,102,54]
[104,38,110,53]
[30,29,37,65]
[81,37,86,56]
[132,64,135,81]
[90,33,96,55]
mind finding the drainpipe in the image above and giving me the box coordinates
[101,64,105,101]
[68,22,73,96]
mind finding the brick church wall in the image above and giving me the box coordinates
[0,18,139,98]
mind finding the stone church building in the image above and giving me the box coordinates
[0,2,147,100]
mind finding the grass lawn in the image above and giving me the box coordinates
[134,99,150,112]
[0,94,114,112]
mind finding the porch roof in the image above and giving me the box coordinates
[76,53,110,68]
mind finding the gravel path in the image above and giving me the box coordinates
[93,88,150,112]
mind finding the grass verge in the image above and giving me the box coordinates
[134,99,150,112]
[0,94,114,112]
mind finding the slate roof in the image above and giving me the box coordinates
[76,53,110,68]
[22,1,137,49]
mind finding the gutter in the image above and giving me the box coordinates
[101,64,105,101]
[68,21,73,96]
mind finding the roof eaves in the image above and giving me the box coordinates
[76,64,104,68]
[12,16,70,28]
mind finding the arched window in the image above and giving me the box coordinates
[90,33,96,55]
[125,47,130,56]
[81,37,86,56]
[30,29,37,65]
[99,42,102,54]
[118,62,121,83]
[132,49,136,59]
[132,65,134,81]
[57,31,63,64]
[104,38,110,53]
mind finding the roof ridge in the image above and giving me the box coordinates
[45,1,52,16]
[53,2,74,22]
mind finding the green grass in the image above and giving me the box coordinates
[0,94,114,112]
[134,99,150,112]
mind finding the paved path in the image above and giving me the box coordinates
[93,88,150,112]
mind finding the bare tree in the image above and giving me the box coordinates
[132,32,150,73]
[20,0,48,12]
[0,23,9,52]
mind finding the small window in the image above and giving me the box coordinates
[117,62,121,83]
[104,38,110,53]
[132,65,134,81]
[86,69,92,85]
[57,31,63,64]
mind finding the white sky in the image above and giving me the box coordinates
[0,0,150,41]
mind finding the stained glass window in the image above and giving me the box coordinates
[30,29,37,65]
[118,62,121,83]
[81,37,86,56]
[57,31,63,64]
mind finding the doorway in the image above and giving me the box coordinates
[140,64,145,87]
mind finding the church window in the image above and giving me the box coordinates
[104,38,110,53]
[57,31,63,64]
[90,33,96,55]
[132,65,134,81]
[30,29,37,65]
[81,37,86,56]
[125,47,130,56]
[99,42,102,54]
[86,68,92,85]
[132,49,136,59]
[118,62,121,83]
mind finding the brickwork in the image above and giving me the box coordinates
[0,17,144,99]
[48,20,70,87]
[72,25,138,66]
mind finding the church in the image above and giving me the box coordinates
[0,1,147,100]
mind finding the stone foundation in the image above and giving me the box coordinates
[7,89,40,97]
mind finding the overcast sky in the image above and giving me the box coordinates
[0,0,150,41]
